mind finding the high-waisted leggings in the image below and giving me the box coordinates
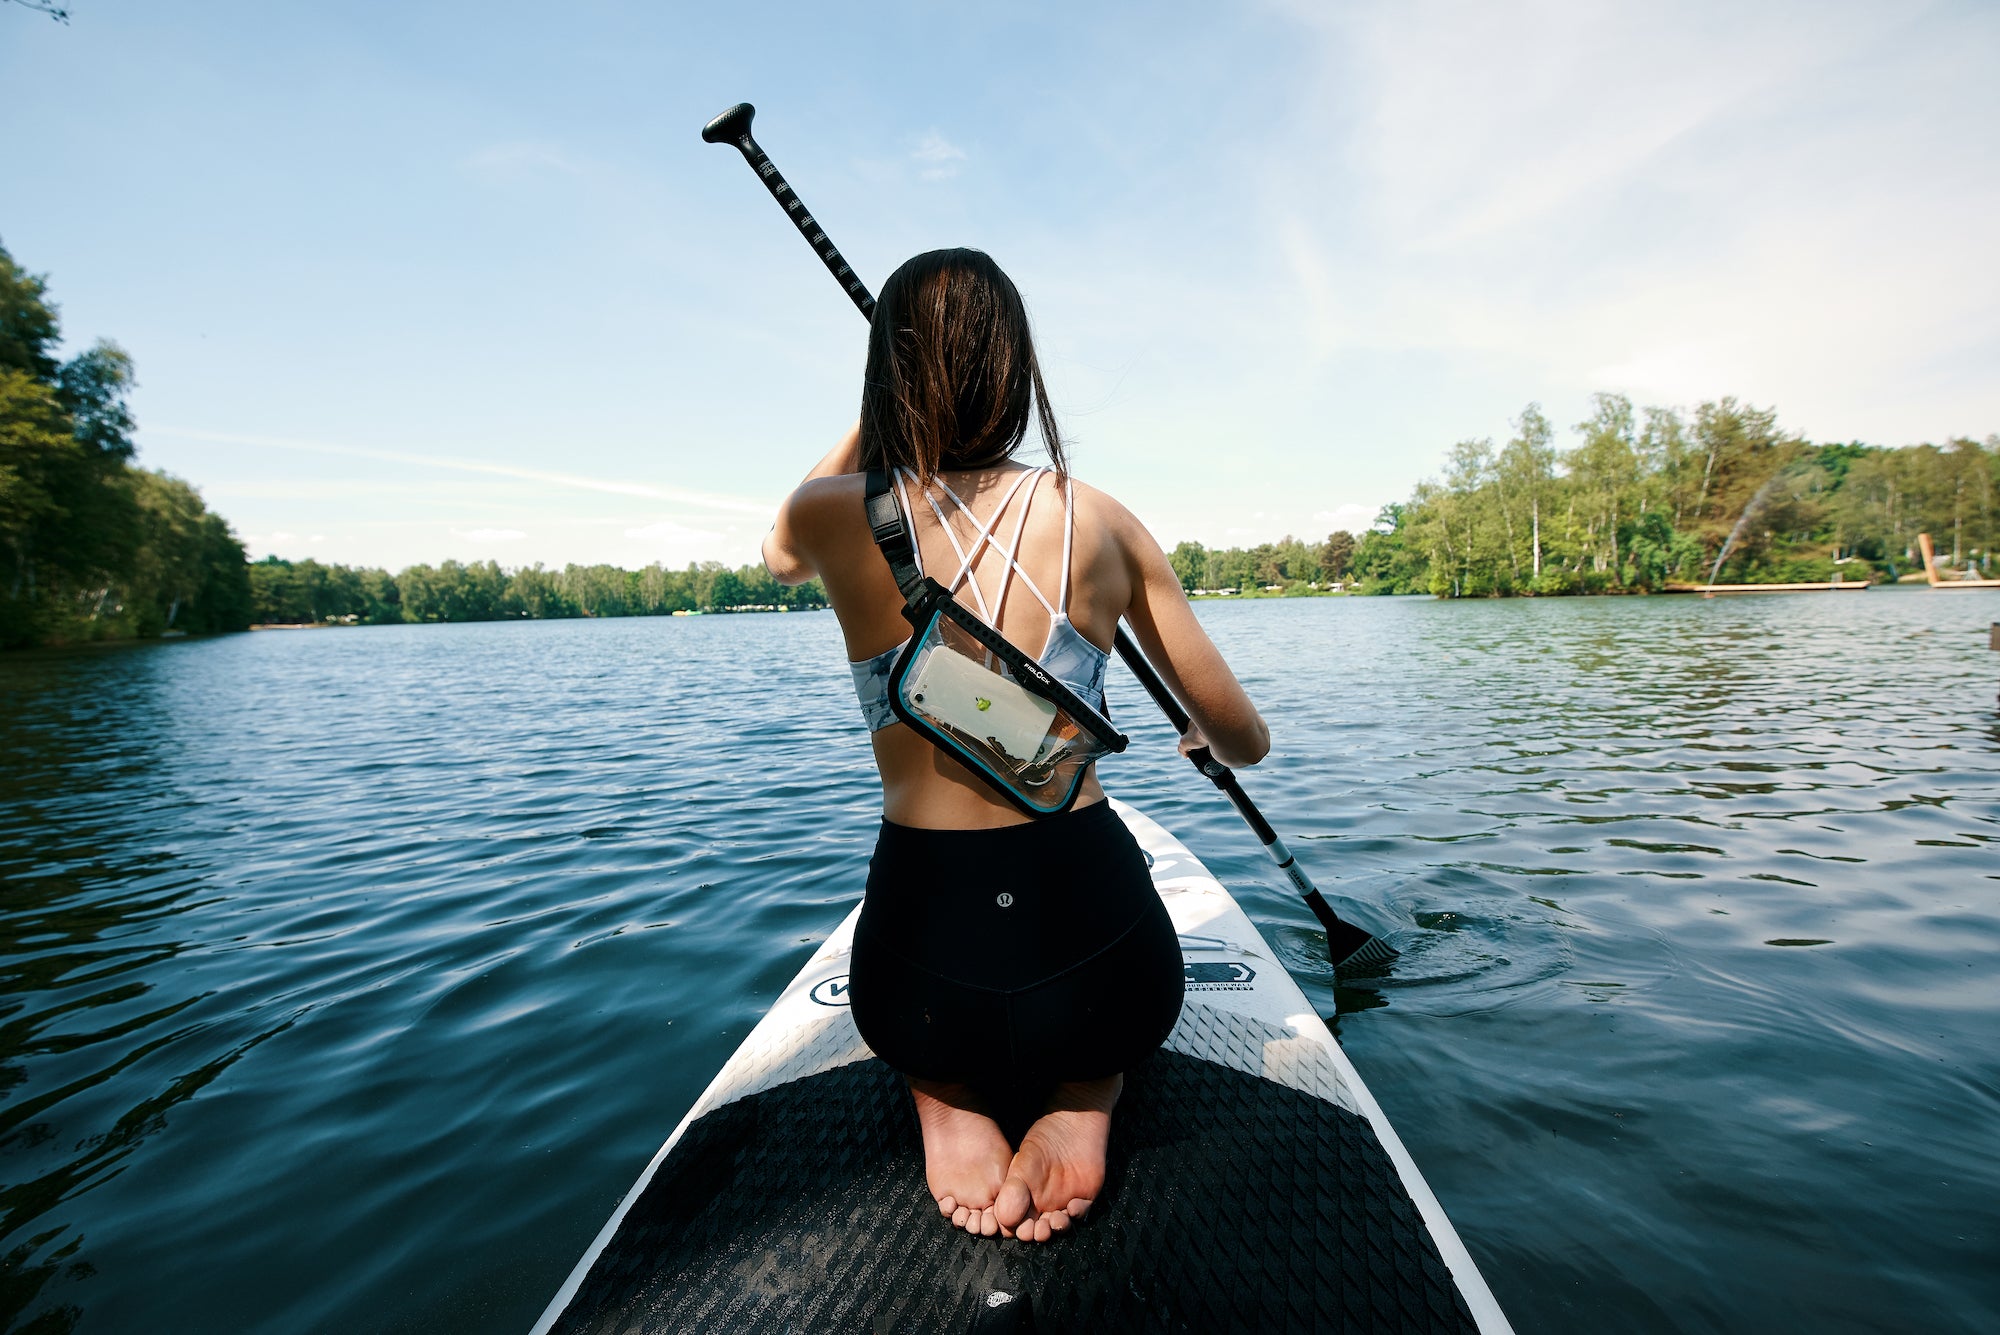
[848,800,1184,1097]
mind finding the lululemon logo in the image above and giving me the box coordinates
[995,892,1015,908]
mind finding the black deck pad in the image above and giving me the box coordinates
[554,1050,1480,1334]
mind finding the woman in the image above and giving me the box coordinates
[762,249,1269,1243]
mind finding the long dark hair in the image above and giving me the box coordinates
[858,248,1065,484]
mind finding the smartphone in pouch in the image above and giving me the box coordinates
[905,643,1058,762]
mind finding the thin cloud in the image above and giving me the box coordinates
[912,130,966,181]
[624,518,723,544]
[452,527,527,543]
[463,139,588,179]
[1312,504,1378,534]
[1253,0,2000,442]
[148,427,776,517]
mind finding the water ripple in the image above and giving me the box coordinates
[1,595,1997,1332]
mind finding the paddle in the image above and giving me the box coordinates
[701,102,1397,972]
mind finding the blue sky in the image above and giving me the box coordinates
[4,0,1995,570]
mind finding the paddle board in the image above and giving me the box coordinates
[534,799,1513,1333]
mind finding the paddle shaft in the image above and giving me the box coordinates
[702,102,1388,965]
[701,104,876,321]
[1107,627,1360,944]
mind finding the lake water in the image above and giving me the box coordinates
[2,592,1996,1334]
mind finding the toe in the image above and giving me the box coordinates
[938,1194,957,1217]
[1045,1209,1070,1233]
[994,1175,1034,1231]
[1031,1216,1052,1243]
[1066,1197,1091,1218]
[978,1207,999,1237]
[952,1204,971,1230]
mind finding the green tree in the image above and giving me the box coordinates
[0,369,78,644]
[507,563,578,618]
[1567,393,1639,587]
[1686,398,1800,548]
[1168,541,1206,591]
[708,567,749,609]
[127,469,206,630]
[1621,511,1702,591]
[57,341,137,462]
[1497,404,1557,583]
[1318,530,1355,581]
[635,561,693,613]
[1351,504,1425,593]
[0,242,61,380]
[123,472,249,633]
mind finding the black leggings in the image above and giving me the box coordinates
[849,800,1184,1099]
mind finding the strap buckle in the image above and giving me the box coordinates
[864,468,925,597]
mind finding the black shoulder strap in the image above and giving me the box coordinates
[863,468,926,599]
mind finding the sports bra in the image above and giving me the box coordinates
[851,467,1110,732]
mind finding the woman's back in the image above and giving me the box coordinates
[775,452,1265,829]
[790,462,1135,828]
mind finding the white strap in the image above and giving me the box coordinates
[1059,475,1076,615]
[918,468,1034,621]
[923,469,1052,621]
[989,471,1049,623]
[921,487,993,619]
[929,469,1059,618]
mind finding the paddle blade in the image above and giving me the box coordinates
[1329,927,1399,973]
[1304,888,1399,972]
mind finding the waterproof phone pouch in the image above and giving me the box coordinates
[887,579,1128,817]
[906,640,1058,759]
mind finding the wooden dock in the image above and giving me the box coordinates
[1665,580,1870,595]
[1918,534,2000,588]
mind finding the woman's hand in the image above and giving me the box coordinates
[1177,723,1210,760]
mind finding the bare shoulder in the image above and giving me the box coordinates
[1068,477,1142,535]
[792,471,867,514]
[1068,477,1165,563]
[788,473,868,536]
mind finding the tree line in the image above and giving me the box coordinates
[249,557,825,625]
[1,239,250,648]
[1166,533,1357,596]
[1168,397,1997,598]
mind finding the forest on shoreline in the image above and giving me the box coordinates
[1171,399,1997,599]
[247,556,824,626]
[1,241,250,649]
[6,237,1995,648]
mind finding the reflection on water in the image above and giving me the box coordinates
[2,591,1997,1333]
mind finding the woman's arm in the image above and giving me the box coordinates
[762,422,863,585]
[1114,506,1271,768]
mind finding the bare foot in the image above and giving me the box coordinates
[908,1079,1012,1235]
[993,1074,1122,1241]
